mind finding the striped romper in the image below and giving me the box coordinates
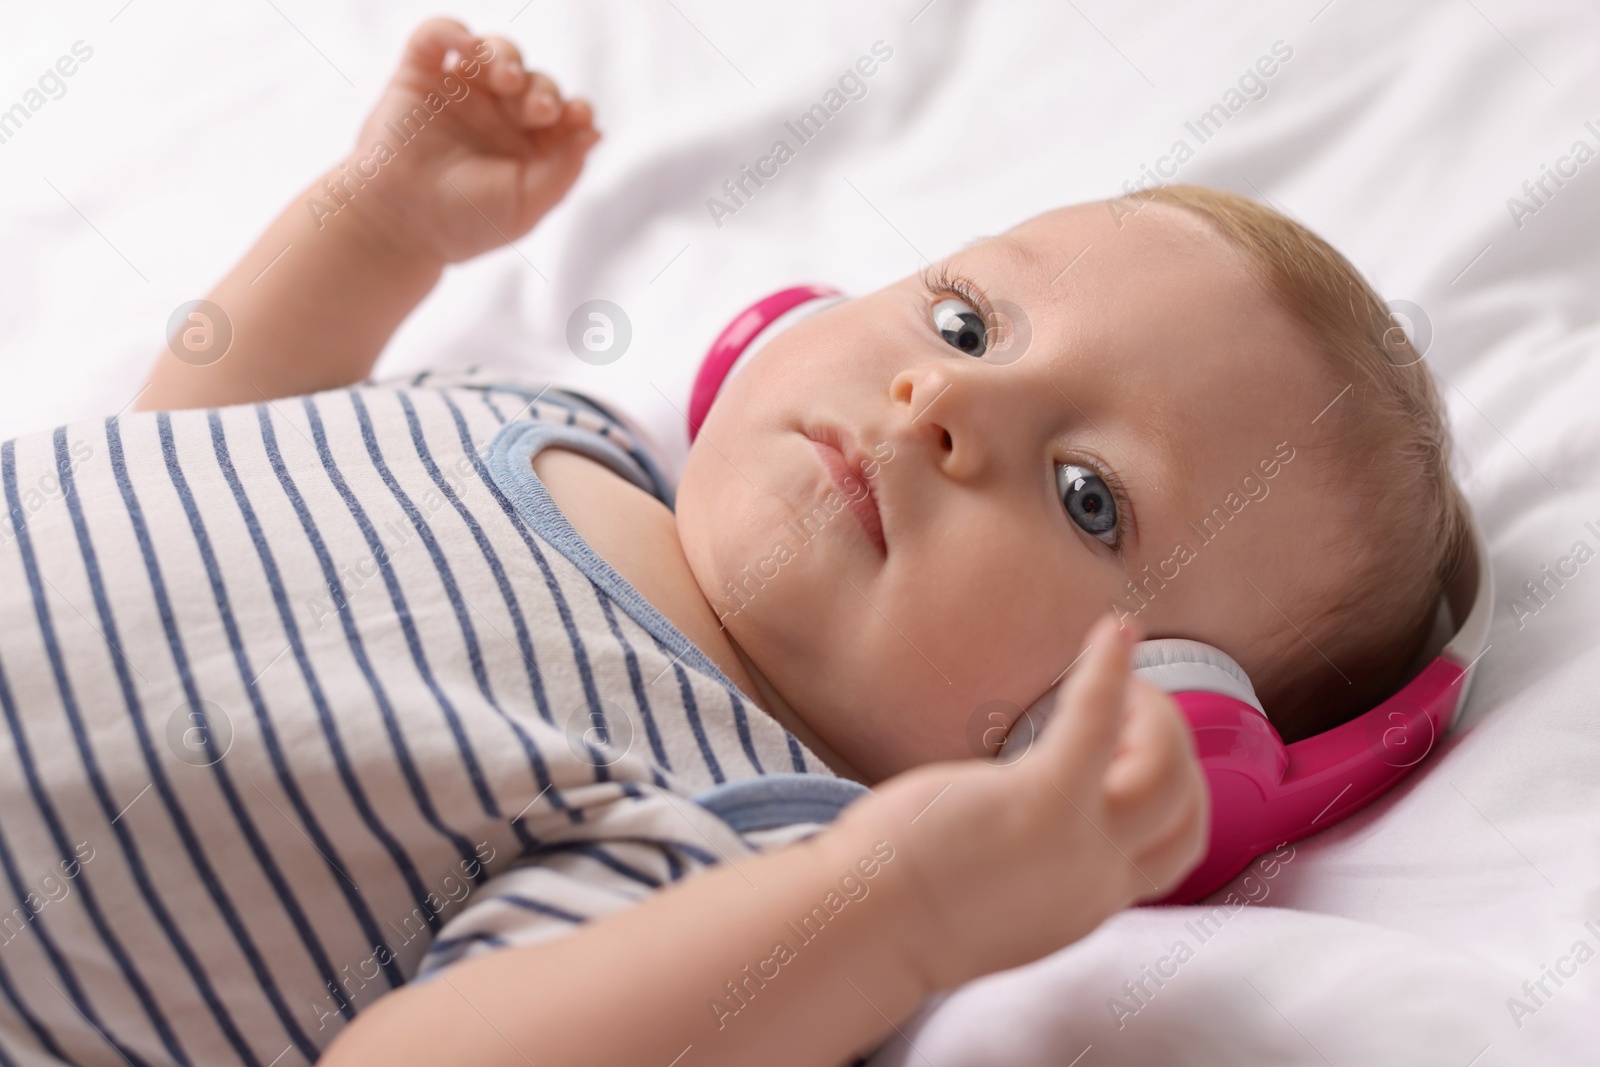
[0,371,858,1067]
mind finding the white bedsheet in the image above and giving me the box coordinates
[3,1,1598,1063]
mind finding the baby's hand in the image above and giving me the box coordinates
[833,615,1209,995]
[342,19,599,264]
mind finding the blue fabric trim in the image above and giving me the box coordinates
[481,420,748,699]
[459,386,674,507]
[691,774,870,833]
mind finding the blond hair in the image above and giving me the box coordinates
[1132,184,1472,742]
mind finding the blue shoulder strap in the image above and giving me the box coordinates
[691,774,870,834]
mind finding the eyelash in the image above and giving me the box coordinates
[920,264,996,329]
[920,264,1134,556]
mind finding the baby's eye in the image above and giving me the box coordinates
[932,297,987,357]
[1057,463,1117,545]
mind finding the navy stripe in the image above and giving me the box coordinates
[0,439,190,1067]
[726,692,766,777]
[439,392,638,817]
[496,893,588,924]
[668,660,726,785]
[659,844,686,883]
[592,596,674,778]
[151,415,402,994]
[395,392,575,826]
[630,836,721,867]
[642,629,787,778]
[417,931,510,970]
[428,931,512,954]
[87,423,313,1064]
[535,389,613,421]
[433,400,617,793]
[437,392,566,735]
[247,404,462,916]
[0,955,63,1064]
[286,399,487,874]
[432,394,601,819]
[334,393,502,824]
[480,391,509,425]
[210,411,436,926]
[678,658,806,774]
[558,834,721,870]
[0,780,75,1063]
[525,842,663,889]
[467,385,552,425]
[784,730,810,774]
[468,387,617,436]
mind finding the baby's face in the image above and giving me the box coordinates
[676,200,1347,782]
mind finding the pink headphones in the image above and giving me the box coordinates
[688,285,1493,905]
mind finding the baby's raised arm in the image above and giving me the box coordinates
[136,19,598,412]
[319,616,1208,1067]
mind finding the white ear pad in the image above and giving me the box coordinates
[1131,638,1266,717]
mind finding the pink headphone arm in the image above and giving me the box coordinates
[1153,511,1491,903]
[688,284,842,441]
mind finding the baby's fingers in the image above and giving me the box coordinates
[465,38,591,136]
[518,72,568,128]
[1128,769,1209,901]
[1103,681,1207,855]
[555,97,597,136]
[400,18,477,79]
[1104,683,1191,802]
[1033,615,1137,783]
[477,35,529,95]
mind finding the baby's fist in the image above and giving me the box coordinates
[340,19,600,264]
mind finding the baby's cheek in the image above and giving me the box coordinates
[957,556,1120,701]
[908,572,1049,715]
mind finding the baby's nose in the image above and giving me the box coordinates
[889,365,991,481]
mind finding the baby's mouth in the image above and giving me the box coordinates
[804,427,886,555]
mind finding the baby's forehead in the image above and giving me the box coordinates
[958,203,1342,510]
[999,199,1258,292]
[972,208,1323,402]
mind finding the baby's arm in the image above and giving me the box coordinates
[320,617,1208,1067]
[136,20,598,412]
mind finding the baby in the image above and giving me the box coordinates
[0,18,1467,1067]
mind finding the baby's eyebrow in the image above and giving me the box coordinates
[960,232,1049,280]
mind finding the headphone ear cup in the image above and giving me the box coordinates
[1131,638,1265,717]
[690,286,844,439]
